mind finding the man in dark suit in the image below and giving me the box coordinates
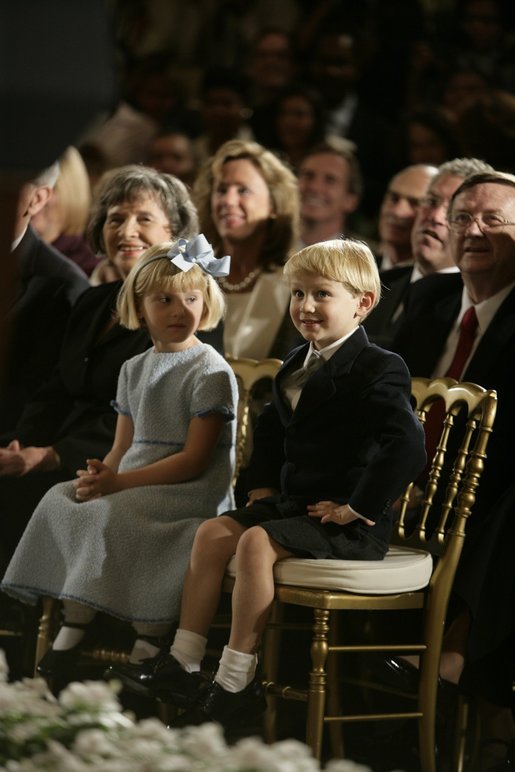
[365,157,493,348]
[392,170,515,764]
[0,163,89,435]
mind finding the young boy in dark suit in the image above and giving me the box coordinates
[112,238,427,726]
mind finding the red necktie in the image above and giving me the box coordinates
[444,306,479,379]
[421,306,478,482]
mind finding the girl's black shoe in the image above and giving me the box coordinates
[36,646,81,678]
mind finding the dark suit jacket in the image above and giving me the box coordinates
[392,275,515,675]
[392,273,515,508]
[247,326,426,544]
[363,265,412,349]
[0,226,89,433]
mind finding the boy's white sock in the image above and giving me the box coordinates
[214,645,257,693]
[169,628,207,673]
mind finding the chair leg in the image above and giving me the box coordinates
[306,607,329,760]
[261,600,283,743]
[34,597,57,676]
[326,612,344,758]
[418,657,439,772]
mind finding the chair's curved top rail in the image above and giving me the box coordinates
[226,355,283,389]
[411,376,497,423]
[397,376,497,555]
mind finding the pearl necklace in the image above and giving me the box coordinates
[218,267,262,292]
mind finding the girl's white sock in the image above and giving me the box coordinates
[130,622,172,663]
[53,626,86,651]
[214,645,257,693]
[53,601,96,651]
[169,628,207,673]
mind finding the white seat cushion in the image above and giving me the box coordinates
[226,545,433,595]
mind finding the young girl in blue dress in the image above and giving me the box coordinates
[2,235,238,674]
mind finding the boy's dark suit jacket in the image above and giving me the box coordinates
[247,325,426,546]
[392,273,515,688]
[0,280,224,560]
[0,225,89,434]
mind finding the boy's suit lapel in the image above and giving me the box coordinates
[275,326,370,424]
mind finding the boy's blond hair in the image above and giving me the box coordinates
[284,238,381,311]
[117,241,226,331]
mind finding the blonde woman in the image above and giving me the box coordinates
[194,139,301,359]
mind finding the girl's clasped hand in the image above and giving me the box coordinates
[74,459,116,501]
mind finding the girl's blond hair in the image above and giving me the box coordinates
[284,238,381,310]
[117,241,226,331]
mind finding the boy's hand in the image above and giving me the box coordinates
[74,459,119,501]
[308,501,374,527]
[246,488,278,506]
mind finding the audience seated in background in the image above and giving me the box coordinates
[392,170,515,771]
[394,108,462,168]
[32,146,99,277]
[296,137,362,248]
[192,138,301,361]
[268,82,327,171]
[146,129,199,189]
[247,27,297,147]
[374,164,438,271]
[193,68,255,168]
[307,27,395,219]
[0,166,223,567]
[445,0,515,93]
[0,162,89,438]
[364,157,493,348]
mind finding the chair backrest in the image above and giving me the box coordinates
[226,355,283,484]
[394,377,497,589]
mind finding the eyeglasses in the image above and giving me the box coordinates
[447,212,515,233]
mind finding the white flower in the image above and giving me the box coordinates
[72,728,122,758]
[174,722,229,759]
[325,760,374,772]
[58,680,122,713]
[0,650,376,771]
[0,650,8,683]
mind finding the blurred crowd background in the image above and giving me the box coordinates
[78,0,515,238]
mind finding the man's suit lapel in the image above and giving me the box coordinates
[465,286,515,383]
[409,293,461,376]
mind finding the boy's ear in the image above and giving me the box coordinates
[356,291,375,318]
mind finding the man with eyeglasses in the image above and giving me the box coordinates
[364,158,492,348]
[391,170,515,767]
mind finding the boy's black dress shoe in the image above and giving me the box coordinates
[105,652,204,707]
[170,676,267,730]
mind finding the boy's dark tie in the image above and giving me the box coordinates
[290,351,323,389]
